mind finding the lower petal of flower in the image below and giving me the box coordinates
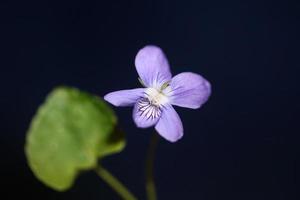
[132,98,162,128]
[155,104,183,142]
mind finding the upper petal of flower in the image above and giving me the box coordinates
[169,72,211,109]
[155,104,183,142]
[135,45,172,88]
[104,88,145,107]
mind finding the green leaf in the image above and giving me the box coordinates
[25,86,125,191]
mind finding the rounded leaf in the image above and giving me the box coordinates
[25,86,125,191]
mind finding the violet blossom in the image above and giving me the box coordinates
[104,45,211,142]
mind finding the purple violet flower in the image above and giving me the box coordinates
[104,45,211,142]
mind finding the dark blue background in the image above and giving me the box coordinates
[1,0,299,199]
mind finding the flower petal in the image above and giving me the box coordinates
[169,72,211,109]
[155,104,183,142]
[104,88,145,107]
[135,45,172,87]
[132,98,161,128]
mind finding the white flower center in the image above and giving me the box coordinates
[136,86,170,120]
[145,87,169,106]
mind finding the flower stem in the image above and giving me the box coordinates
[145,132,160,200]
[95,165,138,200]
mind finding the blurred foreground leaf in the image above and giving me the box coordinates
[25,86,125,191]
